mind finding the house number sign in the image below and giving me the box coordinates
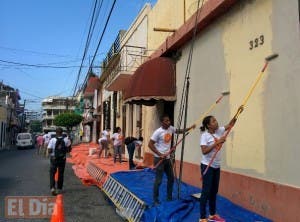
[249,35,264,50]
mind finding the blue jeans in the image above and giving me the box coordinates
[199,163,220,219]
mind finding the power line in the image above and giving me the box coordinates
[0,59,85,69]
[76,0,117,95]
[77,0,116,93]
[18,90,44,99]
[73,0,103,96]
[0,79,45,100]
[90,0,117,67]
[0,45,73,58]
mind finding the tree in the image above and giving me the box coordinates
[53,112,83,132]
[29,120,42,133]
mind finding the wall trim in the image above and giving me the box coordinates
[175,160,300,221]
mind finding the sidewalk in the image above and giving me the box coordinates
[67,143,272,222]
[0,144,17,152]
[63,160,123,222]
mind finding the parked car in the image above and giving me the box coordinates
[16,133,34,149]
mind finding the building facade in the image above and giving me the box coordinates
[81,74,101,143]
[81,0,300,220]
[99,4,152,159]
[25,110,42,122]
[144,0,300,221]
[41,96,76,132]
[0,82,22,149]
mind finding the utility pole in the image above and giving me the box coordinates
[8,97,13,145]
[20,100,26,132]
[65,97,68,112]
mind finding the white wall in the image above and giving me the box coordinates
[174,0,300,187]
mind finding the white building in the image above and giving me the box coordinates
[41,96,76,132]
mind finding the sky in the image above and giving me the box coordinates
[0,0,157,111]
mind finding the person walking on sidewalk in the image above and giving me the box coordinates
[36,134,44,155]
[148,114,195,205]
[112,127,123,163]
[48,127,71,196]
[198,114,240,222]
[43,132,50,157]
[98,128,111,158]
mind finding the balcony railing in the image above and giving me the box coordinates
[102,45,146,89]
[102,30,126,69]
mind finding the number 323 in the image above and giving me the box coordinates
[249,35,264,50]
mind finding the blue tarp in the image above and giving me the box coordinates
[111,169,272,222]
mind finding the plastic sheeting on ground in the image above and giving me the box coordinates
[68,143,130,187]
[67,143,99,185]
[111,169,272,222]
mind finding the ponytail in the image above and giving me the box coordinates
[200,115,213,132]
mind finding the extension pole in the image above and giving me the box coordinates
[178,78,190,199]
[242,53,278,106]
[153,132,189,169]
[192,92,229,129]
[202,53,278,176]
[156,92,228,170]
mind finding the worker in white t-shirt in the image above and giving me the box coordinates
[148,114,195,205]
[199,107,242,222]
[112,127,123,163]
[98,128,111,158]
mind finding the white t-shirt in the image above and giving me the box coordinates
[150,126,176,158]
[43,134,50,144]
[112,133,123,146]
[99,130,110,142]
[47,137,71,157]
[134,140,142,146]
[200,126,225,168]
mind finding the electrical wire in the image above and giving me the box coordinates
[0,45,73,58]
[89,0,117,67]
[77,0,117,96]
[72,0,101,96]
[0,59,84,69]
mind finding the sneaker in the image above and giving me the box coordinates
[208,214,225,222]
[199,219,208,222]
[50,188,56,196]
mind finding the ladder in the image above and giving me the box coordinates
[102,176,147,222]
[86,162,107,186]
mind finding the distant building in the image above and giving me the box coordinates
[0,82,22,148]
[41,96,76,132]
[25,110,42,122]
[76,73,101,143]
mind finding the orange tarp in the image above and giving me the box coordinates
[68,143,129,187]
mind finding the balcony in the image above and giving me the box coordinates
[42,105,70,110]
[42,115,54,120]
[103,45,146,91]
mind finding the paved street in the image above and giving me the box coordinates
[0,146,122,222]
